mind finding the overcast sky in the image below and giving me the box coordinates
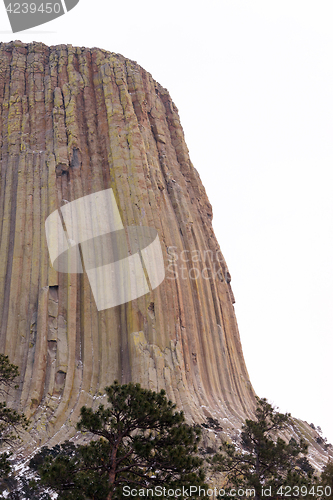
[1,0,332,442]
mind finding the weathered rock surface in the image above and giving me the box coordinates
[0,41,328,468]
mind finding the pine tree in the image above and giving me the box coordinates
[0,355,28,484]
[320,460,333,497]
[211,397,315,500]
[36,381,206,499]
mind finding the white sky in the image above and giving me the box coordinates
[1,1,332,442]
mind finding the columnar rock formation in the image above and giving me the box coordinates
[0,41,256,449]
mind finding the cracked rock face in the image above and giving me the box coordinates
[0,41,256,450]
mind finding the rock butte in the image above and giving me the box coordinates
[0,41,329,466]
